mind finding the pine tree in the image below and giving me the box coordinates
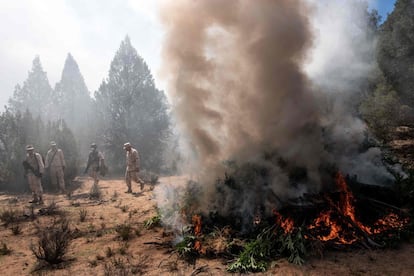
[55,53,94,157]
[55,53,92,130]
[95,36,170,172]
[8,56,54,121]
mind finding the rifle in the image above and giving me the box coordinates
[22,160,42,178]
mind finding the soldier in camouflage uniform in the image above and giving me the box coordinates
[23,145,44,204]
[45,141,66,193]
[84,143,104,185]
[123,142,144,193]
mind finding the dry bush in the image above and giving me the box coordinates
[38,201,62,216]
[89,183,102,199]
[0,208,20,226]
[79,208,87,222]
[0,242,11,255]
[31,216,72,265]
[116,223,133,241]
[104,255,149,276]
[11,224,22,235]
[105,246,115,258]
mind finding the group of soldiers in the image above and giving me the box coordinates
[23,141,143,204]
[23,141,66,204]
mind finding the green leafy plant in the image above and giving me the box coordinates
[175,234,198,263]
[277,227,307,266]
[144,214,161,229]
[227,227,275,273]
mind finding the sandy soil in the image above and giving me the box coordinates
[0,176,413,275]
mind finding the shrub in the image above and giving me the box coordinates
[31,217,72,265]
[79,208,87,222]
[115,223,133,241]
[89,183,102,200]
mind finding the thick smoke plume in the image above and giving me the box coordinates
[157,0,394,230]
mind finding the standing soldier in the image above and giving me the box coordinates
[22,145,44,204]
[45,141,66,193]
[84,143,104,185]
[123,142,144,193]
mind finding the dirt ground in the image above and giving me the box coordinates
[0,176,413,276]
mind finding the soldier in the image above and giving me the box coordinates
[84,143,104,185]
[123,142,144,193]
[45,141,66,193]
[22,145,44,204]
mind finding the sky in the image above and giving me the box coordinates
[0,0,397,109]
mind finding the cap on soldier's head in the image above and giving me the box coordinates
[50,141,57,146]
[123,142,131,149]
[90,143,97,149]
[26,145,34,151]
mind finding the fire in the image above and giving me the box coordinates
[307,172,409,244]
[192,214,202,236]
[308,210,357,244]
[274,210,294,234]
[373,213,410,234]
[335,172,372,235]
[192,214,203,253]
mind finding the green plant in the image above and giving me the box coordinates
[144,214,161,229]
[277,227,307,265]
[175,234,198,263]
[227,227,276,273]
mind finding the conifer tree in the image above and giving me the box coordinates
[95,36,170,172]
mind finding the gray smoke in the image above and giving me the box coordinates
[157,0,394,231]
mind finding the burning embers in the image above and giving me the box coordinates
[273,172,409,245]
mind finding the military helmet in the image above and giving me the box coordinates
[90,143,97,149]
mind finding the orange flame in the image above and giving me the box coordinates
[273,210,294,234]
[192,214,203,253]
[373,213,410,234]
[192,215,202,236]
[335,172,372,234]
[308,172,409,244]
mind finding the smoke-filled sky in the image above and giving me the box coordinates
[0,0,396,109]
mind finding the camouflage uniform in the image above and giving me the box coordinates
[124,142,143,193]
[24,145,44,203]
[85,144,104,185]
[45,142,66,192]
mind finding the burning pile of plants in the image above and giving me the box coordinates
[156,161,413,273]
